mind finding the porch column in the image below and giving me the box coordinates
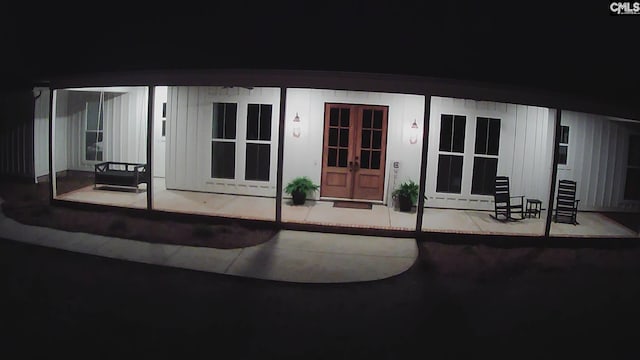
[415,94,432,236]
[48,89,56,201]
[275,87,287,225]
[545,108,562,237]
[146,86,154,211]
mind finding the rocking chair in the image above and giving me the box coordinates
[491,176,525,221]
[554,180,580,225]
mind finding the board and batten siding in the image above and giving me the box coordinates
[558,111,640,212]
[425,96,555,211]
[282,88,425,205]
[54,88,148,173]
[165,86,281,197]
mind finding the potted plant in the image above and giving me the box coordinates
[392,180,419,212]
[284,176,319,205]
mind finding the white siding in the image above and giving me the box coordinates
[152,86,168,177]
[557,111,640,211]
[283,89,425,205]
[53,88,148,173]
[33,88,50,181]
[165,86,281,197]
[425,96,554,211]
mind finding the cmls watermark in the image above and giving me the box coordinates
[610,2,640,14]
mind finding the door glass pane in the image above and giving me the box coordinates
[363,109,372,128]
[373,110,383,129]
[340,108,350,127]
[339,128,349,147]
[328,148,337,167]
[330,108,339,126]
[452,115,466,153]
[471,157,498,195]
[361,129,371,149]
[211,141,235,179]
[372,131,382,149]
[245,143,270,181]
[360,150,370,169]
[338,148,348,167]
[371,151,381,169]
[259,104,272,141]
[247,104,259,140]
[439,114,453,152]
[329,128,338,147]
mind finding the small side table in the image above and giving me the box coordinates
[526,198,542,219]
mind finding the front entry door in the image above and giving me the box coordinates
[321,103,388,201]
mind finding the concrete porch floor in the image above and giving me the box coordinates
[56,177,638,238]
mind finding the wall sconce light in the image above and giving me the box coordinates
[293,112,301,138]
[409,119,419,144]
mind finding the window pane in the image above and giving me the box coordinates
[373,110,383,129]
[439,114,453,152]
[471,157,498,195]
[162,120,166,137]
[558,145,568,165]
[371,151,381,169]
[339,128,349,147]
[328,148,337,167]
[330,108,339,126]
[453,115,466,153]
[624,168,640,200]
[361,129,371,149]
[225,103,237,139]
[329,128,338,147]
[487,118,501,155]
[437,154,463,193]
[475,117,488,154]
[85,131,103,161]
[628,135,640,166]
[259,104,272,141]
[162,102,167,118]
[211,141,235,179]
[212,103,225,139]
[246,104,259,140]
[338,148,348,167]
[560,126,569,144]
[87,100,101,131]
[360,150,370,169]
[245,143,270,181]
[363,109,372,128]
[340,108,350,127]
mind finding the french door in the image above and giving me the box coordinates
[321,103,388,201]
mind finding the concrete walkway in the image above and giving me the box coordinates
[0,199,417,283]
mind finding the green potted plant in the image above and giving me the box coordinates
[284,176,320,205]
[392,180,419,212]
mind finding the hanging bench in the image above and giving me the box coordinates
[94,162,149,192]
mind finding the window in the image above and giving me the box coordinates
[471,117,500,195]
[624,134,640,200]
[245,104,272,181]
[211,102,237,179]
[85,99,104,161]
[437,114,466,193]
[558,125,569,165]
[161,102,167,137]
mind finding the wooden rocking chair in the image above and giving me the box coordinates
[491,176,525,221]
[554,180,580,225]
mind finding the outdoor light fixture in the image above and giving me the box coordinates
[409,119,419,144]
[293,112,301,138]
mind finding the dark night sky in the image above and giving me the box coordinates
[1,2,638,112]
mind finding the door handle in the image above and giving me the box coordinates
[348,161,354,172]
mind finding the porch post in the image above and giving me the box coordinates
[415,94,431,236]
[275,87,287,225]
[48,89,56,201]
[544,108,562,237]
[146,86,154,211]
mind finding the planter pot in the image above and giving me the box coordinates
[291,190,307,205]
[398,194,413,212]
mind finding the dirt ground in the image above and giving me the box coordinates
[0,179,277,249]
